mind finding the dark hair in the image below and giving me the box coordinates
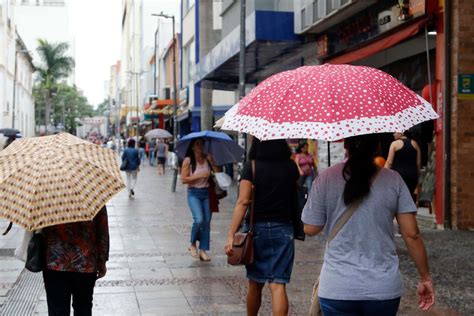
[185,138,205,172]
[296,142,308,154]
[128,139,136,148]
[248,138,292,161]
[343,134,380,205]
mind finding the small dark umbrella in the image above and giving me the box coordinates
[0,129,20,137]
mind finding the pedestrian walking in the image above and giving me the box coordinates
[138,137,147,163]
[295,142,316,190]
[181,138,220,262]
[302,134,434,316]
[225,139,299,316]
[42,206,109,316]
[155,139,168,175]
[148,138,157,166]
[385,131,422,201]
[122,139,140,198]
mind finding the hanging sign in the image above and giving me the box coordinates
[458,74,474,100]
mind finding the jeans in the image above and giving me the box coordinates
[187,188,212,250]
[319,297,400,316]
[300,175,314,190]
[43,269,97,316]
[126,170,138,194]
[139,148,146,162]
[149,150,155,166]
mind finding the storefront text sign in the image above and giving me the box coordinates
[458,74,474,100]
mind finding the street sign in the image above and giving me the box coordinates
[458,74,474,100]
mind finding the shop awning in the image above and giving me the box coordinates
[327,19,427,65]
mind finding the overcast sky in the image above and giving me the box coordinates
[68,0,180,107]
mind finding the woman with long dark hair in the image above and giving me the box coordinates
[225,139,299,316]
[302,134,434,315]
[181,138,220,261]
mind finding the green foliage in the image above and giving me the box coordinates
[35,39,74,90]
[95,99,110,116]
[34,83,94,134]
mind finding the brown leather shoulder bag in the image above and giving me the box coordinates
[227,160,256,266]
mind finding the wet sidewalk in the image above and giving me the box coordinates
[0,161,470,315]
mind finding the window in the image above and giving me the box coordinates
[301,8,306,29]
[183,40,195,86]
[313,1,320,23]
[184,0,195,14]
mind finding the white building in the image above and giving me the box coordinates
[13,0,75,85]
[121,0,143,133]
[0,0,35,136]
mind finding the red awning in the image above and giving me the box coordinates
[327,19,427,65]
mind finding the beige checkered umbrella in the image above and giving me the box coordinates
[0,133,125,231]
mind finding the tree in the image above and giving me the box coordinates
[34,83,94,134]
[35,39,75,132]
[95,99,110,116]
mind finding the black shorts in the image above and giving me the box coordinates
[157,157,166,165]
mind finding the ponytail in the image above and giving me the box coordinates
[342,134,380,205]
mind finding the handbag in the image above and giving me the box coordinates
[25,231,46,273]
[120,158,128,171]
[227,160,256,266]
[214,172,232,190]
[309,199,363,316]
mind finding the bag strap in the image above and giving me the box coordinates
[248,160,256,230]
[327,198,362,245]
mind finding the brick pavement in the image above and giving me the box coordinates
[0,161,466,315]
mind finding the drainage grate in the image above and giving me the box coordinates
[1,270,43,316]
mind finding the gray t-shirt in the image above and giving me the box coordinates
[302,163,417,300]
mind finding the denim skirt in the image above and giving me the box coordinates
[246,222,295,284]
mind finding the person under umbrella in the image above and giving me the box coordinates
[181,138,221,262]
[220,64,438,314]
[42,207,109,316]
[0,133,124,316]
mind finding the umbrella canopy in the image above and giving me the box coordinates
[176,131,244,165]
[0,133,125,231]
[145,128,172,139]
[0,128,21,137]
[222,64,439,141]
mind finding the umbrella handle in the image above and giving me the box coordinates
[2,222,13,235]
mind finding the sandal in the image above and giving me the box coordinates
[199,251,211,262]
[188,246,198,258]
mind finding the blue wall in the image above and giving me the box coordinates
[255,11,300,42]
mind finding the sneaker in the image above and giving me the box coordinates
[131,189,135,196]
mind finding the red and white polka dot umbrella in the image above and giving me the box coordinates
[222,64,439,141]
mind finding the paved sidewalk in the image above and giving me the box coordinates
[0,162,469,315]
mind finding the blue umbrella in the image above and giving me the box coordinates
[176,131,244,165]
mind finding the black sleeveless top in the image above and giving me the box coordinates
[392,139,418,192]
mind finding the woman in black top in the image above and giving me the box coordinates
[385,132,421,200]
[225,139,299,316]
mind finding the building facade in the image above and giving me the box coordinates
[179,0,238,131]
[293,0,474,229]
[121,0,142,138]
[0,0,35,137]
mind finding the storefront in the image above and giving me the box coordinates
[313,0,445,226]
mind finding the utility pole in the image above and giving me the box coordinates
[239,0,247,160]
[153,12,179,192]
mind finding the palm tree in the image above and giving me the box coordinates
[36,39,74,132]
